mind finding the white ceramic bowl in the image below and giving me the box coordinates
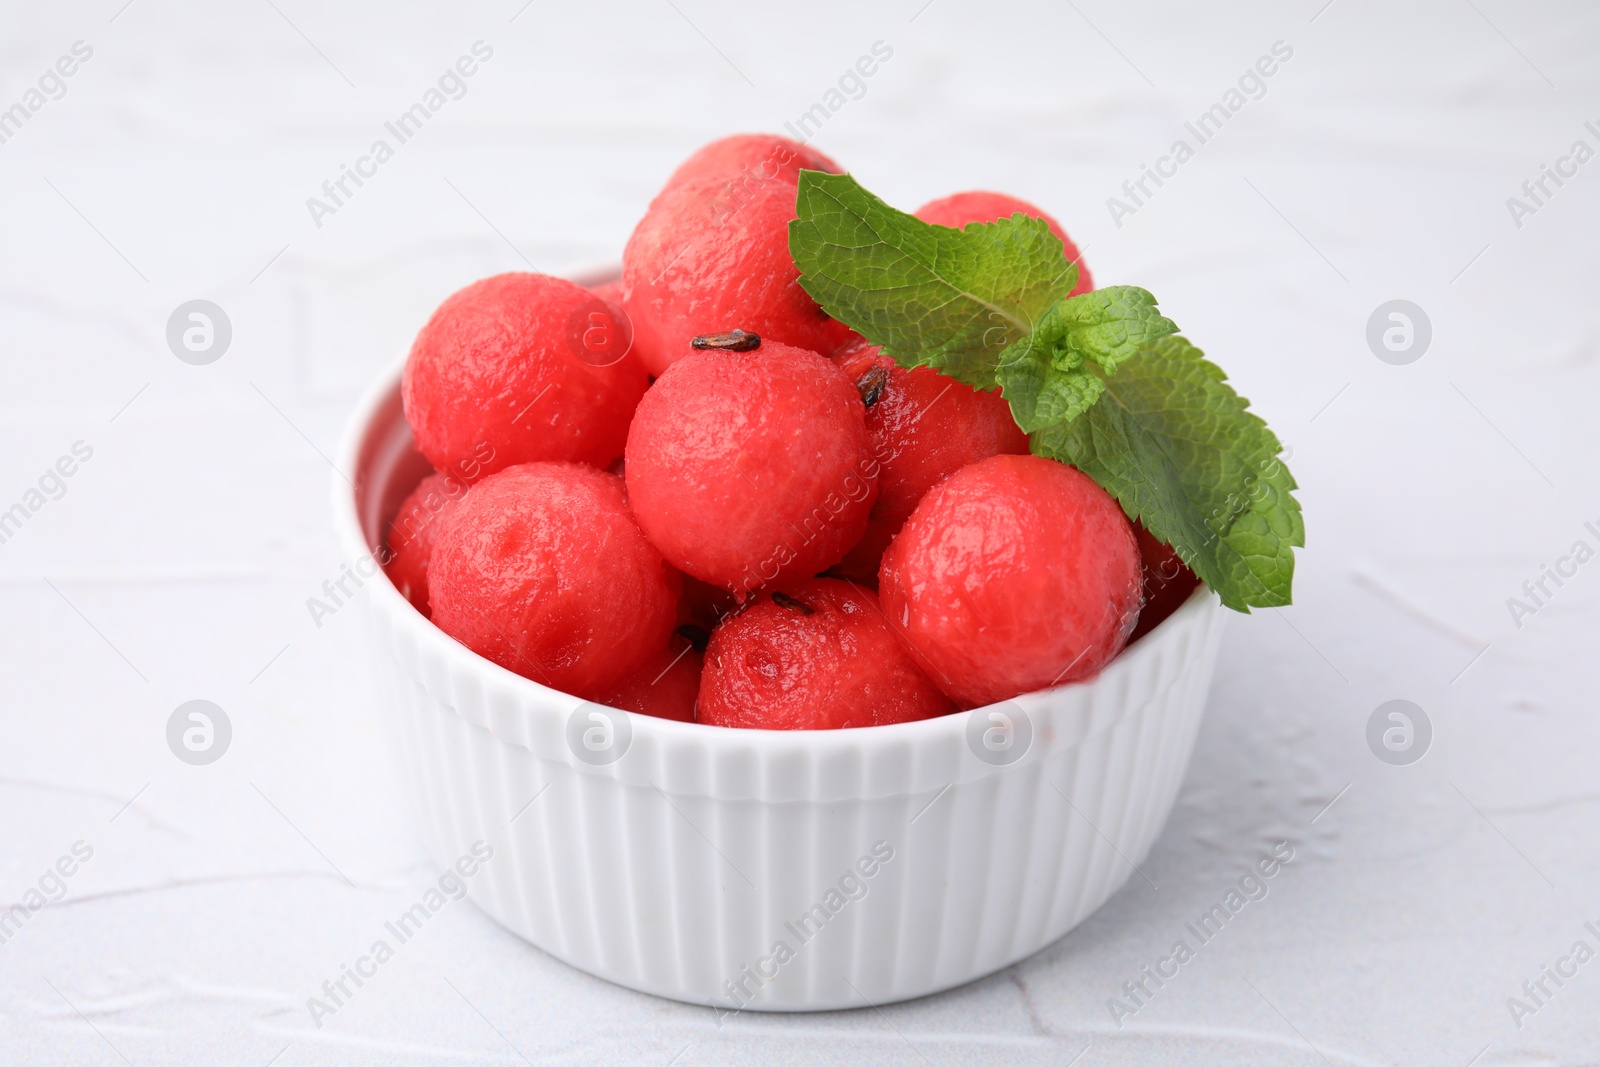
[334,303,1227,1012]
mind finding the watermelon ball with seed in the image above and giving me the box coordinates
[879,454,1142,707]
[831,341,1030,582]
[403,272,646,485]
[916,192,1094,297]
[428,462,679,700]
[697,579,953,730]
[383,471,470,618]
[625,342,877,599]
[622,175,843,376]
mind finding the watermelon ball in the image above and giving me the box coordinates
[697,579,953,730]
[428,462,679,700]
[597,630,702,722]
[916,192,1094,297]
[1128,522,1202,642]
[830,342,1030,582]
[402,272,647,485]
[622,175,842,376]
[880,454,1142,707]
[663,132,839,191]
[626,343,878,599]
[579,277,659,388]
[383,471,470,617]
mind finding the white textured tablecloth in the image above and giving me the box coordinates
[3,1,1598,1063]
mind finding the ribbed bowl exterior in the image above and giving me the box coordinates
[339,355,1226,1011]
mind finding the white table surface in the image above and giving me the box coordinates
[3,1,1598,1063]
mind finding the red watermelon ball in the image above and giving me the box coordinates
[621,175,842,377]
[383,471,470,618]
[879,454,1142,707]
[625,342,877,599]
[428,462,679,700]
[588,278,624,305]
[663,132,839,191]
[831,341,1030,582]
[916,191,1094,297]
[597,631,702,723]
[697,579,953,730]
[402,272,646,485]
[1129,522,1202,642]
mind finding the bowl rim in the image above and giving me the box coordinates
[333,296,1220,758]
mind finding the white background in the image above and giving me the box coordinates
[2,1,1598,1063]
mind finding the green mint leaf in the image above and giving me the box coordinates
[995,355,1105,432]
[1033,336,1303,610]
[1036,286,1179,373]
[995,286,1177,429]
[789,171,1077,389]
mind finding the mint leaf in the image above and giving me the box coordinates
[789,170,1301,611]
[789,171,1076,389]
[996,359,1104,432]
[995,286,1177,430]
[1035,286,1178,373]
[1034,336,1303,610]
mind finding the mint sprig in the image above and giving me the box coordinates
[789,170,1302,611]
